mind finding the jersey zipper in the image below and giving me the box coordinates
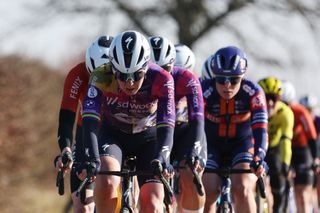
[225,99,230,143]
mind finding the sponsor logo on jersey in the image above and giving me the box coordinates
[187,79,200,109]
[70,76,83,99]
[84,99,95,108]
[164,80,175,115]
[243,84,255,96]
[251,93,266,109]
[87,86,98,98]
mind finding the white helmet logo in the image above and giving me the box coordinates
[125,37,133,50]
[153,37,161,46]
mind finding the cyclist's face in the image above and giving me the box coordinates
[117,77,144,96]
[215,76,242,100]
[265,94,278,117]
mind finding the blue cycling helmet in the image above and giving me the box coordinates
[211,46,248,76]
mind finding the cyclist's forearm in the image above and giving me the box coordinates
[253,127,268,160]
[187,119,205,157]
[57,109,76,152]
[156,126,174,162]
[279,136,292,165]
[308,138,319,159]
[82,117,100,162]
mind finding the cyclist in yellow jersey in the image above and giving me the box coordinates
[258,77,294,213]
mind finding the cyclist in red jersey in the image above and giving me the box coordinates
[281,81,320,212]
[201,46,269,212]
[299,94,320,210]
[78,30,176,213]
[54,35,113,212]
[149,36,206,213]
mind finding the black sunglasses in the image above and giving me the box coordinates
[161,63,174,72]
[112,65,146,82]
[265,94,279,102]
[215,76,242,85]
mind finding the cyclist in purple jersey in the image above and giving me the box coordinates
[149,35,206,213]
[174,43,196,72]
[78,31,176,213]
[201,46,268,212]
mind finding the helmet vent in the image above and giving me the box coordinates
[124,53,132,68]
[137,47,144,64]
[90,58,95,70]
[98,36,113,47]
[113,48,119,64]
[166,45,171,57]
[101,54,108,59]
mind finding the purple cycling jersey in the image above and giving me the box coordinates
[82,63,176,133]
[171,66,204,123]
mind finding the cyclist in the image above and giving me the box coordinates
[174,43,196,72]
[149,35,206,213]
[78,30,176,213]
[281,81,320,213]
[258,77,294,213]
[299,94,320,209]
[200,55,214,81]
[54,35,113,213]
[201,46,269,212]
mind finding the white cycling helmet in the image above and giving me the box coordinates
[109,30,150,74]
[174,44,196,71]
[299,94,318,109]
[148,36,176,69]
[281,80,296,103]
[85,35,113,73]
[201,55,215,80]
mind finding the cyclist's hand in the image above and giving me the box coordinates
[250,158,268,177]
[187,156,205,173]
[76,161,98,182]
[54,148,73,174]
[151,159,174,179]
[312,158,320,175]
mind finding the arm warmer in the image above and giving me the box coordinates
[156,126,174,163]
[187,119,205,157]
[82,117,100,168]
[253,127,268,160]
[57,109,76,152]
[308,138,319,159]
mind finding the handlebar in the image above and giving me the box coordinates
[206,167,266,199]
[56,151,72,195]
[186,157,205,196]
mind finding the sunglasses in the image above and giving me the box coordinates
[161,63,174,72]
[265,94,279,102]
[215,76,242,85]
[112,65,146,82]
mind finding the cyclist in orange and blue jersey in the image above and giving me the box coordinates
[78,30,176,213]
[54,35,113,213]
[149,36,206,213]
[201,46,269,213]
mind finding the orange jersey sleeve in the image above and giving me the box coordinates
[291,103,317,147]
